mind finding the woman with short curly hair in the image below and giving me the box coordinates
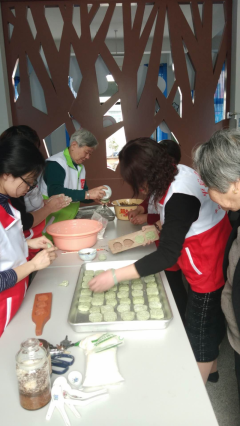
[88,137,232,384]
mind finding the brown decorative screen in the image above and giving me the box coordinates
[1,0,232,198]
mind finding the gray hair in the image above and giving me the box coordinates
[70,128,98,148]
[193,129,240,193]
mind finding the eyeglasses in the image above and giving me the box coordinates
[20,176,38,192]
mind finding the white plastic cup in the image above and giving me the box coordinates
[68,371,83,389]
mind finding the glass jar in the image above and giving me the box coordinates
[16,338,51,410]
[38,339,52,376]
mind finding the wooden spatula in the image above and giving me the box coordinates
[32,293,52,336]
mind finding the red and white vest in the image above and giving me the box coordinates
[0,204,29,336]
[23,186,45,259]
[40,150,86,196]
[156,165,232,292]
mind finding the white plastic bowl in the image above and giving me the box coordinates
[78,248,97,261]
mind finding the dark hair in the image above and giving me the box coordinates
[119,138,178,203]
[0,125,41,149]
[159,139,181,164]
[0,134,45,179]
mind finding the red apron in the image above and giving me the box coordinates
[0,277,29,337]
[24,220,46,260]
[0,204,29,336]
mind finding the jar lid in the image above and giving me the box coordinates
[21,338,40,351]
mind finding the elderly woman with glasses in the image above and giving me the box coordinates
[194,128,240,399]
[40,128,107,238]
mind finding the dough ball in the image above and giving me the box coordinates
[134,235,144,244]
[146,288,159,296]
[132,290,143,297]
[84,271,94,276]
[121,311,135,321]
[133,297,144,305]
[149,301,162,309]
[105,292,117,300]
[120,280,130,285]
[106,299,117,307]
[146,282,157,289]
[89,313,103,322]
[78,303,91,313]
[145,231,156,241]
[82,281,91,289]
[144,275,156,283]
[134,304,148,313]
[148,295,160,303]
[90,306,101,314]
[117,291,129,299]
[98,254,107,261]
[91,298,104,306]
[119,297,131,305]
[132,283,143,290]
[132,279,142,284]
[79,296,92,304]
[104,312,117,322]
[150,308,164,319]
[81,289,92,296]
[117,304,130,313]
[119,285,129,292]
[137,311,150,321]
[101,305,114,314]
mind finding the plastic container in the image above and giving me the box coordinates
[68,371,82,389]
[46,219,102,251]
[111,199,143,221]
[16,338,51,410]
[101,185,112,203]
[78,248,97,261]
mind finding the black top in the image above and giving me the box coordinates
[135,193,201,276]
[43,161,92,203]
[10,196,34,231]
[223,215,240,336]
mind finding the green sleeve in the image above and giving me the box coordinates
[44,162,87,202]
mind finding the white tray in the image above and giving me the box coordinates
[68,261,173,332]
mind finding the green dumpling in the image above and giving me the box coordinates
[89,313,103,322]
[121,311,135,321]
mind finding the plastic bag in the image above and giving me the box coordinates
[91,212,108,239]
[80,333,124,388]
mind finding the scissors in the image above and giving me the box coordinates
[51,354,75,375]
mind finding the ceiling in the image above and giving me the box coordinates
[25,3,225,43]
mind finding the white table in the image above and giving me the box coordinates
[50,216,155,268]
[0,217,219,426]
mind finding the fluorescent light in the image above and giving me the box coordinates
[106,74,115,82]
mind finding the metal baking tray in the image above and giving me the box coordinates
[68,261,173,332]
[75,205,115,221]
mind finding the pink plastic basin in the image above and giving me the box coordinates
[47,219,103,251]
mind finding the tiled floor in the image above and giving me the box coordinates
[206,335,240,426]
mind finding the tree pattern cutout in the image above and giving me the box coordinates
[2,0,231,198]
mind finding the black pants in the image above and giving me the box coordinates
[234,350,240,403]
[164,269,188,325]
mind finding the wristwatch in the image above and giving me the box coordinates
[86,192,90,199]
[154,223,161,233]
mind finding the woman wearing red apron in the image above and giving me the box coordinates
[0,133,58,336]
[88,138,232,384]
[0,126,72,260]
[128,141,188,324]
